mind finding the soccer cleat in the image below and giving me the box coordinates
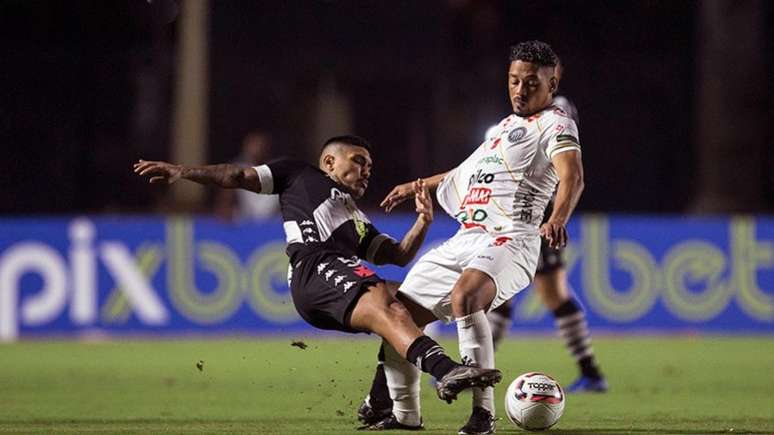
[357,398,393,426]
[458,406,496,435]
[567,375,608,393]
[435,365,502,404]
[358,413,424,431]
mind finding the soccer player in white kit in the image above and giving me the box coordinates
[358,41,585,434]
[487,62,607,394]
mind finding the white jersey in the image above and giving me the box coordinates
[553,95,579,125]
[436,104,581,236]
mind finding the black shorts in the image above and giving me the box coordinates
[289,251,385,333]
[535,237,564,274]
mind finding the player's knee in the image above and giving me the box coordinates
[450,291,467,313]
[450,286,479,315]
[384,298,413,324]
[451,278,496,316]
[534,271,569,310]
[360,285,413,325]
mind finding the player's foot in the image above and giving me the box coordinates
[458,406,496,435]
[435,365,502,404]
[358,413,424,431]
[357,398,393,426]
[567,375,608,393]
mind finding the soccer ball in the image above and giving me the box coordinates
[504,372,565,430]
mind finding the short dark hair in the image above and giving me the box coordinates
[322,135,373,154]
[509,41,558,67]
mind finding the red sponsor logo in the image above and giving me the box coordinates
[461,188,492,206]
[353,265,375,278]
[493,236,511,246]
[554,124,565,133]
[489,137,502,149]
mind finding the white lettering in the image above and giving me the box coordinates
[69,218,97,324]
[100,243,168,324]
[0,243,68,342]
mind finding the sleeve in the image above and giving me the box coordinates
[357,222,396,263]
[252,158,308,194]
[544,114,581,160]
[436,164,464,218]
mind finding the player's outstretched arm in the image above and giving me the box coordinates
[373,179,433,266]
[380,171,448,212]
[540,151,584,248]
[132,160,262,192]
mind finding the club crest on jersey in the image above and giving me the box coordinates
[353,265,375,278]
[508,127,527,143]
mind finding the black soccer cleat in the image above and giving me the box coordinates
[357,398,393,426]
[458,406,496,435]
[358,413,424,431]
[436,365,502,404]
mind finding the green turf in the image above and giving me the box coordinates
[0,337,772,434]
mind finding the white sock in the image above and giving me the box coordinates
[383,341,421,426]
[456,311,495,415]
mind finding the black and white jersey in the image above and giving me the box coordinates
[252,158,393,264]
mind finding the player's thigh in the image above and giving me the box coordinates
[350,282,425,354]
[534,268,570,311]
[384,280,401,296]
[349,281,401,324]
[396,291,438,327]
[399,250,461,323]
[371,279,436,327]
[450,268,498,316]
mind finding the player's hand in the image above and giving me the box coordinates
[133,159,183,184]
[413,179,433,223]
[539,220,568,248]
[380,181,416,213]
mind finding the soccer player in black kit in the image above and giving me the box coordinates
[133,135,501,424]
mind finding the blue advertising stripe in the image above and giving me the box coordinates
[0,215,772,341]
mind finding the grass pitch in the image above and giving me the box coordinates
[1,337,772,434]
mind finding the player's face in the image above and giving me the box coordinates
[330,146,373,199]
[508,60,557,116]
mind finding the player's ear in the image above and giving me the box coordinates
[323,154,335,172]
[548,76,558,95]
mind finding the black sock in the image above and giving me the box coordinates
[368,344,393,409]
[553,298,580,317]
[579,356,602,380]
[553,298,603,380]
[405,335,457,380]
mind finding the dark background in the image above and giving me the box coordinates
[1,0,772,215]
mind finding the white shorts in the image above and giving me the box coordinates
[399,227,540,323]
